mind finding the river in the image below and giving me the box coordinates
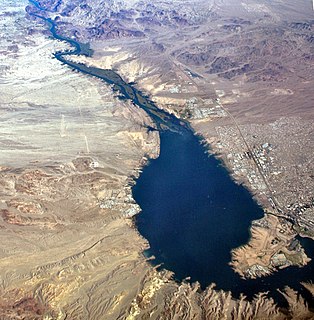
[28,0,314,308]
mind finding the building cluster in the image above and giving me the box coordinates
[99,185,141,218]
[216,126,267,193]
[241,118,314,234]
[214,118,314,238]
[186,97,227,119]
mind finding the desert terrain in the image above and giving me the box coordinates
[1,1,161,318]
[0,0,313,319]
[53,0,314,279]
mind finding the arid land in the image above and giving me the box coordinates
[0,0,314,319]
[59,0,314,278]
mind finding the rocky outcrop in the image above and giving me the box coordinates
[26,0,208,42]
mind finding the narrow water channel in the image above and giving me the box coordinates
[28,0,314,308]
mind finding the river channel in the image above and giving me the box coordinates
[28,0,314,308]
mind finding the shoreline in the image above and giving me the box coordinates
[25,0,314,312]
[202,135,313,279]
[130,127,313,282]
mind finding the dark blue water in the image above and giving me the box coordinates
[28,0,314,308]
[134,131,264,286]
[133,131,314,307]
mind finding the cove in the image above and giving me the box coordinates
[28,0,314,308]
